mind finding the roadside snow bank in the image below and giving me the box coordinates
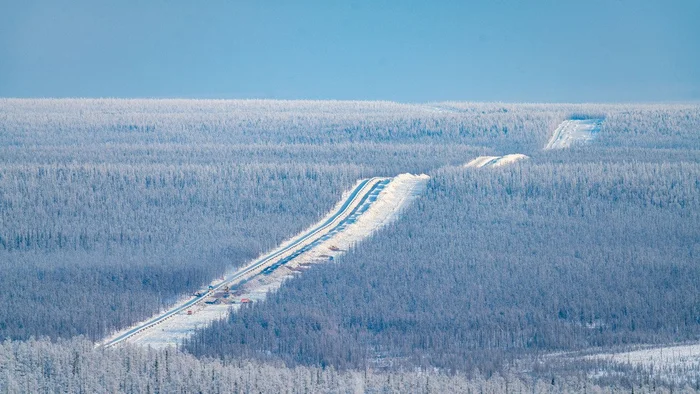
[464,154,529,168]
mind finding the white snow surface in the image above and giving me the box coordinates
[464,154,529,168]
[107,173,429,348]
[545,118,603,150]
[544,343,700,384]
[584,343,700,370]
[491,154,530,167]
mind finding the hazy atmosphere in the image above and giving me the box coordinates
[1,0,699,101]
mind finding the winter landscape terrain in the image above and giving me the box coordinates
[102,174,429,348]
[1,99,699,392]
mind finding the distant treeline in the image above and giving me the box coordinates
[3,99,698,152]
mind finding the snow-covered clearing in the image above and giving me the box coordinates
[464,154,529,168]
[537,343,700,385]
[545,118,603,150]
[584,343,700,381]
[102,173,429,348]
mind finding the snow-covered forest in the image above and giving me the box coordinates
[1,99,699,391]
[6,338,666,394]
[185,162,700,371]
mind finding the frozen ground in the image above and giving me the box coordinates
[464,154,529,168]
[582,343,700,383]
[585,343,700,368]
[545,118,603,150]
[102,173,429,348]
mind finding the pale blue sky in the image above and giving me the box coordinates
[1,0,698,102]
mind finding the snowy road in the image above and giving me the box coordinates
[545,118,603,150]
[101,174,428,348]
[464,154,529,168]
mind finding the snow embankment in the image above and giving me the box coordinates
[464,154,529,168]
[119,173,429,348]
[545,119,603,150]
